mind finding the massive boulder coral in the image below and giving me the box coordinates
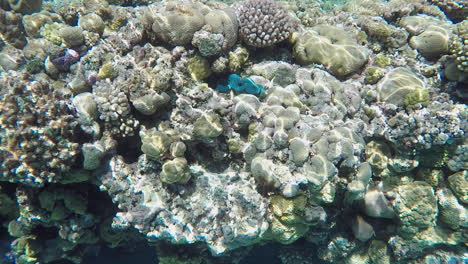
[447,170,467,204]
[400,15,453,59]
[292,25,369,77]
[144,0,238,50]
[358,16,409,50]
[376,67,427,106]
[409,25,451,59]
[144,0,207,46]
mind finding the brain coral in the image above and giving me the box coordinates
[236,0,296,47]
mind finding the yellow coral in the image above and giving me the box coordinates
[188,55,211,81]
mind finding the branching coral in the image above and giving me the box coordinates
[0,72,81,186]
[236,0,297,47]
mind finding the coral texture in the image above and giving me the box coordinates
[0,0,467,263]
[236,0,296,47]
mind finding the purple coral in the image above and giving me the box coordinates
[51,48,80,71]
[236,0,296,47]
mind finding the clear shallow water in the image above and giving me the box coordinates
[1,0,467,263]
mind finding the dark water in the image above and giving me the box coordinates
[82,245,156,264]
[83,244,281,264]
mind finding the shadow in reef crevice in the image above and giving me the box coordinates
[81,242,283,264]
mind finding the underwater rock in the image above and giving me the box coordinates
[252,61,297,87]
[103,157,269,255]
[0,188,18,221]
[364,188,396,219]
[82,142,105,170]
[351,215,374,242]
[394,182,438,237]
[447,170,468,204]
[192,28,224,57]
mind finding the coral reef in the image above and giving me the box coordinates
[0,0,467,263]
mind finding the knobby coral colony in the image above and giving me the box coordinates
[0,0,467,263]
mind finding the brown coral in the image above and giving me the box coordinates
[0,72,81,186]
